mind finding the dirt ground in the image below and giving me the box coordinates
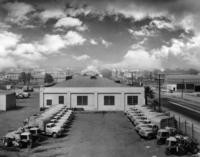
[0,92,40,137]
[0,112,182,157]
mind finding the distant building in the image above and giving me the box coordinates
[4,72,21,81]
[40,75,145,111]
[165,74,200,92]
[0,91,16,111]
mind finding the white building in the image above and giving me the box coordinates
[0,91,16,111]
[40,75,145,111]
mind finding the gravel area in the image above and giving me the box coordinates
[0,112,180,157]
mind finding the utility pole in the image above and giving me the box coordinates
[158,74,161,112]
[156,73,164,112]
[181,79,184,98]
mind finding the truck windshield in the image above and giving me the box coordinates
[21,135,28,140]
[162,132,169,137]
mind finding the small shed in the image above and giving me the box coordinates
[0,91,16,111]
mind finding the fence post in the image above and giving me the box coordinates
[192,123,194,140]
[185,120,187,135]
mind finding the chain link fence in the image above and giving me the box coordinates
[172,113,200,143]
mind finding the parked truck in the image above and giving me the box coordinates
[150,115,177,129]
[2,130,33,148]
[24,105,65,138]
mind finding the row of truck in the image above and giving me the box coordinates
[1,105,74,148]
[125,106,199,156]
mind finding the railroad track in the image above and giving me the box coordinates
[167,97,200,114]
[162,97,200,121]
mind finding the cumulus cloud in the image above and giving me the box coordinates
[37,34,66,54]
[3,2,35,25]
[150,19,175,31]
[90,39,98,45]
[64,31,86,46]
[39,8,66,22]
[14,43,44,60]
[35,31,86,55]
[54,17,82,28]
[72,54,90,61]
[81,65,100,75]
[101,39,111,47]
[120,48,161,70]
[0,31,21,56]
[0,57,16,70]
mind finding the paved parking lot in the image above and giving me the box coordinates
[2,112,173,157]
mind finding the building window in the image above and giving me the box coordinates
[127,96,138,105]
[46,99,52,106]
[77,96,88,105]
[59,96,64,104]
[104,96,115,105]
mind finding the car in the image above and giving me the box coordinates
[131,115,147,122]
[135,123,152,132]
[127,111,145,118]
[139,127,156,139]
[134,119,151,126]
[16,93,24,99]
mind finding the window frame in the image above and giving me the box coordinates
[104,96,115,106]
[77,96,88,106]
[127,96,138,105]
[46,99,52,106]
[58,96,64,104]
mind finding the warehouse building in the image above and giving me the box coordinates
[40,75,145,111]
[0,91,16,111]
[165,74,200,92]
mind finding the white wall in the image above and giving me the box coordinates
[40,87,145,111]
[98,94,123,111]
[71,93,96,110]
[124,93,143,111]
[43,93,66,108]
[0,95,6,111]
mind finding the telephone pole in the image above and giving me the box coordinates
[181,79,184,98]
[156,73,164,112]
[158,74,161,112]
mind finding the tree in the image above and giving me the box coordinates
[18,72,33,85]
[44,73,54,83]
[100,68,112,79]
[144,86,154,105]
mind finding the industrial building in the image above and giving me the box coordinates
[0,91,16,111]
[165,74,200,92]
[40,75,145,111]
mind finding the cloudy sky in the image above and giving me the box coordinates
[0,0,200,72]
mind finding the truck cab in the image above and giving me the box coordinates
[157,129,170,145]
[45,123,63,138]
[20,132,33,148]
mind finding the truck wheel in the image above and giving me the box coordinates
[157,140,161,145]
[28,142,33,148]
[147,135,152,140]
[52,133,57,138]
[4,141,8,147]
[165,149,171,155]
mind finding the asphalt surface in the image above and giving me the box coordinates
[0,112,180,157]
